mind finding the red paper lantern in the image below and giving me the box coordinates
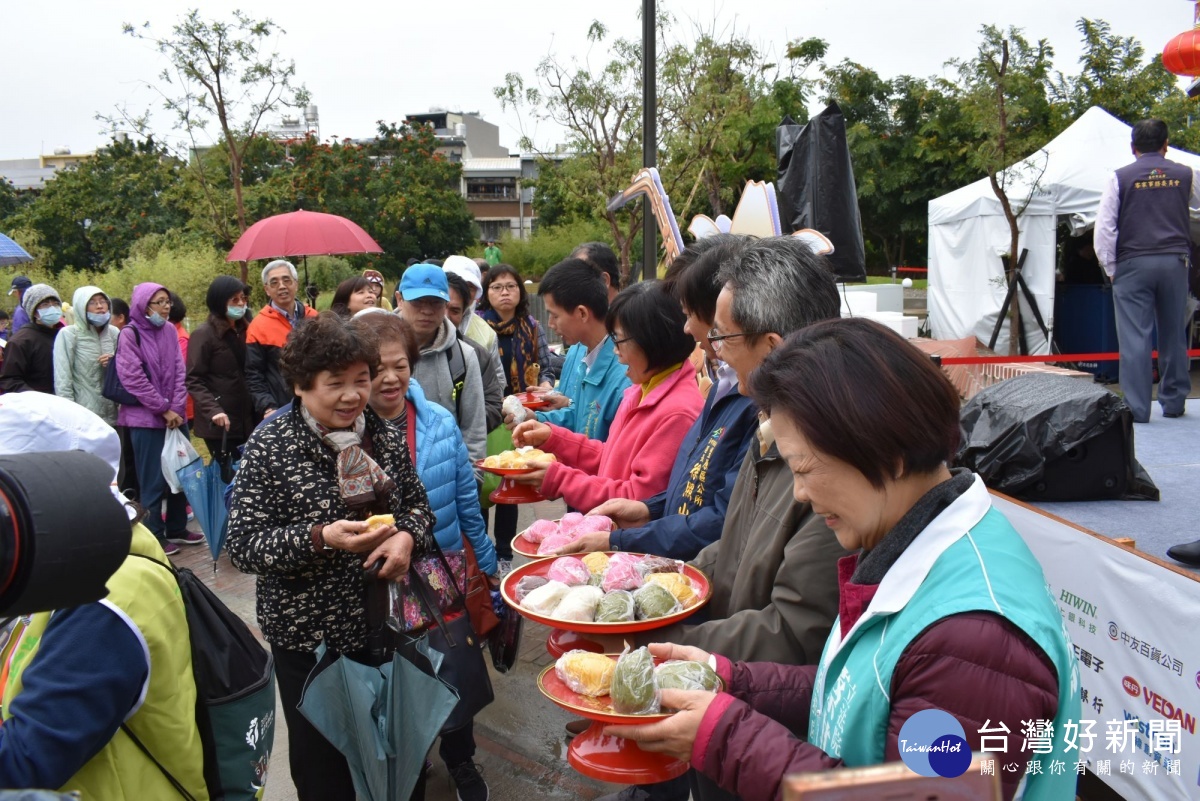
[1164,29,1200,76]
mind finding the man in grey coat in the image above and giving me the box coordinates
[396,263,487,466]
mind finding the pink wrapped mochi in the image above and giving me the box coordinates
[547,557,591,586]
[523,518,560,544]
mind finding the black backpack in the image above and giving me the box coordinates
[123,555,276,800]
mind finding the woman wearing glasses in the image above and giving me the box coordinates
[115,283,205,555]
[478,264,556,561]
[511,281,703,512]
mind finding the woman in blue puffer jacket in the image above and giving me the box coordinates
[360,310,498,801]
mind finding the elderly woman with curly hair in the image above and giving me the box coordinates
[227,311,434,801]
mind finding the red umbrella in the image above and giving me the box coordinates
[226,210,383,262]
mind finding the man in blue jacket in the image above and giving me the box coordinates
[521,258,630,441]
[559,235,758,560]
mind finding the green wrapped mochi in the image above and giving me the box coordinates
[633,582,680,620]
[596,590,635,622]
[654,660,721,692]
[610,646,659,714]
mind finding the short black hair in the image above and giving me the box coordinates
[445,272,472,308]
[167,291,187,324]
[281,311,380,390]
[607,281,695,372]
[205,275,247,319]
[111,298,130,318]
[571,242,620,290]
[663,234,747,325]
[750,318,961,488]
[1132,119,1169,154]
[538,258,608,318]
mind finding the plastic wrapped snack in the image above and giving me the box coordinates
[579,514,614,533]
[521,580,570,614]
[512,575,548,603]
[523,518,560,544]
[502,395,530,425]
[610,646,660,714]
[555,650,615,697]
[537,532,576,556]
[646,573,697,607]
[633,582,681,620]
[654,660,721,692]
[602,560,644,593]
[547,557,591,587]
[559,512,586,536]
[595,589,636,622]
[581,552,611,576]
[552,585,604,622]
[607,552,642,570]
[636,555,684,576]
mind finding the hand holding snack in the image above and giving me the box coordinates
[511,420,552,448]
[322,515,396,554]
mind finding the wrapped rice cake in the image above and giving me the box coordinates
[595,589,635,623]
[552,585,604,622]
[522,580,570,614]
[633,582,680,620]
[654,660,720,692]
[610,646,659,714]
[581,552,610,576]
[555,650,615,697]
[646,573,697,607]
[547,557,590,586]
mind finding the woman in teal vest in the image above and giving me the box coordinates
[608,318,1080,801]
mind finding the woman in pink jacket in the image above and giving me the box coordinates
[512,281,702,512]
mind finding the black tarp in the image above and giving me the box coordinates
[957,373,1159,502]
[776,102,866,281]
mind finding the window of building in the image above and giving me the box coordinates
[466,177,516,200]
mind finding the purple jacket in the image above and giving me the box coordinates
[115,283,187,429]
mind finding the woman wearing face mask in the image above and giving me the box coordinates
[0,283,65,394]
[52,286,121,425]
[116,283,205,555]
[187,275,258,463]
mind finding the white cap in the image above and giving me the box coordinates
[443,254,483,294]
[0,392,132,519]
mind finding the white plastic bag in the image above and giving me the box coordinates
[162,427,200,494]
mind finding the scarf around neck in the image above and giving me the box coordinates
[486,312,540,394]
[301,404,395,510]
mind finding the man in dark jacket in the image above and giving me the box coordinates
[596,238,848,801]
[445,271,504,430]
[245,260,317,417]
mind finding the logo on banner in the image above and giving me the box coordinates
[1123,676,1140,697]
[898,709,972,778]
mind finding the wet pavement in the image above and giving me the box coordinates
[173,498,624,801]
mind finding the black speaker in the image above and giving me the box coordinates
[1015,422,1128,501]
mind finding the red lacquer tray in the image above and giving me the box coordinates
[514,391,551,410]
[499,554,711,633]
[537,655,723,724]
[475,460,546,504]
[511,531,543,558]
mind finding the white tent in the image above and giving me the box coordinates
[927,107,1200,354]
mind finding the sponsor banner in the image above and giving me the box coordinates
[994,494,1200,800]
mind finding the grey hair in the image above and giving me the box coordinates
[262,259,298,284]
[716,237,840,339]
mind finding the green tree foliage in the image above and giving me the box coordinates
[1053,19,1179,124]
[118,9,309,279]
[12,137,189,274]
[260,122,475,279]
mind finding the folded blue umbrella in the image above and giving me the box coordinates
[176,456,229,563]
[0,233,33,267]
[299,640,458,801]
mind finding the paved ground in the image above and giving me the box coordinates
[174,498,625,801]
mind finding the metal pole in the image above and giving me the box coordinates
[641,0,657,282]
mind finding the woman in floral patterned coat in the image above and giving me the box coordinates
[228,311,434,801]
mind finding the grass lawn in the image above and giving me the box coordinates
[858,275,928,290]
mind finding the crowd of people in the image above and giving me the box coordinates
[0,236,1081,801]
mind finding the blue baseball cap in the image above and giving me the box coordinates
[400,263,450,302]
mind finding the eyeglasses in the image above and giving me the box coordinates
[490,283,519,293]
[707,327,761,353]
[148,298,174,309]
[266,276,297,288]
[611,334,635,351]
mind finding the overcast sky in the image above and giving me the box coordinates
[1,0,1192,160]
